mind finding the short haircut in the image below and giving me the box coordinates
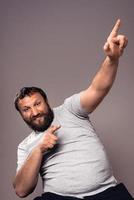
[14,87,48,112]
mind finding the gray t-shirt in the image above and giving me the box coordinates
[17,93,117,198]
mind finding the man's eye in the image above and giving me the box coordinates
[23,108,29,112]
[35,102,41,106]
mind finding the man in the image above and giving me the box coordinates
[13,20,132,200]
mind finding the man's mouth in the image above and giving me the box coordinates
[32,116,44,124]
[31,114,44,122]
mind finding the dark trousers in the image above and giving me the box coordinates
[34,183,133,200]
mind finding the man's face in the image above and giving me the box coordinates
[18,92,54,132]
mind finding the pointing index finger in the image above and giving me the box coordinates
[50,125,61,133]
[109,19,121,38]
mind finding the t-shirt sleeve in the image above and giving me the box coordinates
[63,93,89,118]
[16,144,29,171]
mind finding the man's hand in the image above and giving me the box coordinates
[37,125,61,153]
[103,19,128,60]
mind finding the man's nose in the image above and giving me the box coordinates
[31,107,39,116]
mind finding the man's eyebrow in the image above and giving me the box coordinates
[21,105,30,109]
[34,99,41,103]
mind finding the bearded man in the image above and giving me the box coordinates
[13,20,133,200]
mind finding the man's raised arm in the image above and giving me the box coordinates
[80,19,128,113]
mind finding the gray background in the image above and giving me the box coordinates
[0,0,134,200]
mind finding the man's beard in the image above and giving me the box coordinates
[23,107,54,132]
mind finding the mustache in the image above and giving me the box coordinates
[31,113,47,122]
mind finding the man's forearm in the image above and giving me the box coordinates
[13,126,60,198]
[13,147,43,198]
[91,56,119,93]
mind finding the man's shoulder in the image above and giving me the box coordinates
[53,93,81,110]
[18,131,35,148]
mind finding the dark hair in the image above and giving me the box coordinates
[14,87,48,112]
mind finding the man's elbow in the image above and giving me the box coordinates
[13,182,34,198]
[15,190,28,198]
[12,185,24,198]
[14,185,28,198]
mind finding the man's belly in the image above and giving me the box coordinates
[41,137,117,198]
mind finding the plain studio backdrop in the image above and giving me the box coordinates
[0,0,134,200]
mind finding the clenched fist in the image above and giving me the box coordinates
[37,125,61,153]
